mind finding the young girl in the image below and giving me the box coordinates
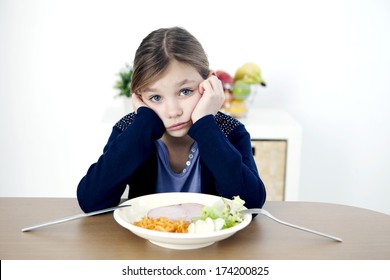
[77,27,266,213]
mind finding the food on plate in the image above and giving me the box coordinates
[197,196,245,229]
[133,196,246,234]
[133,203,204,233]
[188,217,225,233]
[133,216,190,233]
[147,203,204,222]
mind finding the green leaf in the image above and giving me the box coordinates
[114,64,133,98]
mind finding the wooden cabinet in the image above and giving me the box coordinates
[252,140,287,201]
[241,109,302,201]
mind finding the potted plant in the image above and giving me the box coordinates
[114,63,133,113]
[114,63,133,98]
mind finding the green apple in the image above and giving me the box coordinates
[232,80,251,100]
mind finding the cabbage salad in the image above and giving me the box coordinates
[188,196,245,234]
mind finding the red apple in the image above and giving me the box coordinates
[215,70,234,90]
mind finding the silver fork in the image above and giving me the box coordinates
[242,208,343,242]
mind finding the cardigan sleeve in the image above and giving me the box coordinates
[77,107,165,213]
[188,113,266,209]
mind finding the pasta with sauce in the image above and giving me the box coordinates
[133,216,190,233]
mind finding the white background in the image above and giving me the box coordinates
[2,260,389,279]
[1,0,389,214]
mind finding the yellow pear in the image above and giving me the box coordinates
[234,63,266,86]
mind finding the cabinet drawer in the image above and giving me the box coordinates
[252,140,287,201]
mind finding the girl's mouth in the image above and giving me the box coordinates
[167,121,191,131]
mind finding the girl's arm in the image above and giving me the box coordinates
[188,114,266,209]
[77,107,165,212]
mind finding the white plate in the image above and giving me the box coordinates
[113,192,252,250]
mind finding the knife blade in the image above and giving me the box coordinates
[21,204,131,232]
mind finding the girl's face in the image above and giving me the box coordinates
[141,60,204,138]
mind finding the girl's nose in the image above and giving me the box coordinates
[167,100,183,119]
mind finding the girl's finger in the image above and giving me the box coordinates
[209,76,223,92]
[198,79,212,95]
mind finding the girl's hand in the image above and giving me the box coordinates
[191,75,225,123]
[132,93,147,113]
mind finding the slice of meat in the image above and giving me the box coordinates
[147,203,204,221]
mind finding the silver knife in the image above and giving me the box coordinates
[21,204,131,232]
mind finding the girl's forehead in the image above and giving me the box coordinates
[164,60,200,76]
[145,61,203,89]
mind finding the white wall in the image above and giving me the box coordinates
[1,0,389,214]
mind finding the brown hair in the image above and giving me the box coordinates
[131,27,209,94]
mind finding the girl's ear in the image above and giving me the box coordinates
[208,70,216,77]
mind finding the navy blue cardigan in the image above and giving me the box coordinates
[77,107,266,213]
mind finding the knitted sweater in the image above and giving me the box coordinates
[77,107,266,213]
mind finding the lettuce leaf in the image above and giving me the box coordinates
[199,196,245,229]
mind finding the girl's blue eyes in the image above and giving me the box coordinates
[181,88,193,96]
[149,88,193,102]
[150,95,161,102]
